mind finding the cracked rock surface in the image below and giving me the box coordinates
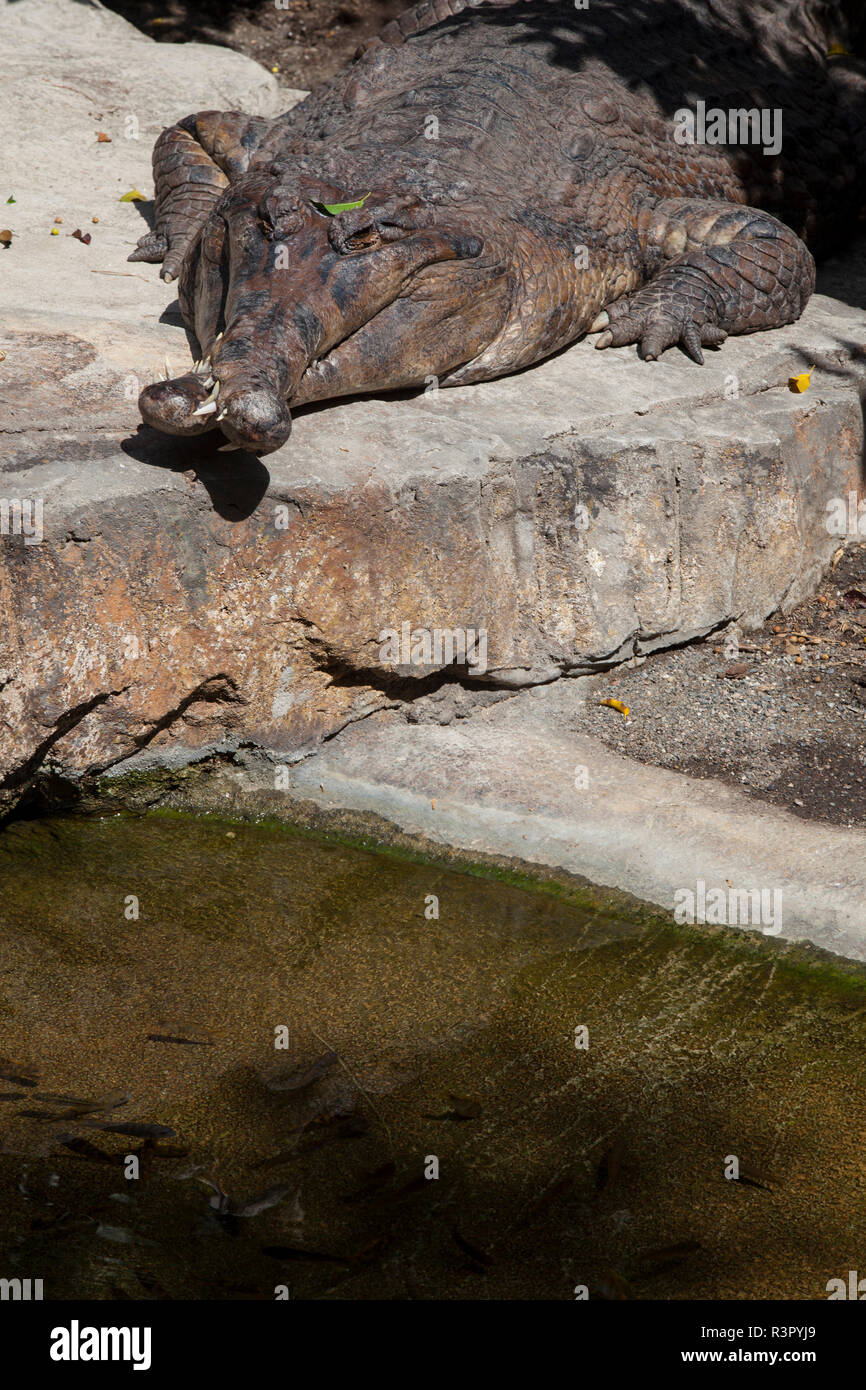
[2,0,866,814]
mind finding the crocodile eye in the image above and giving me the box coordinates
[260,192,305,240]
[272,208,305,238]
[344,224,381,252]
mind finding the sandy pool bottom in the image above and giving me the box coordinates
[0,812,863,1300]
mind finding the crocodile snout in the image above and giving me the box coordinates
[215,388,292,454]
[140,171,499,453]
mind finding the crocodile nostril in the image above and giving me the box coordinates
[219,389,292,454]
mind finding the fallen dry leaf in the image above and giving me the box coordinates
[600,697,629,717]
[788,365,814,393]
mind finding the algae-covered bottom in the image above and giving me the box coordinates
[0,813,864,1301]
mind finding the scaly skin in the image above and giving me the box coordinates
[131,0,866,454]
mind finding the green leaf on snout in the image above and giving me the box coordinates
[310,192,372,216]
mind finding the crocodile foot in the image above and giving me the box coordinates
[592,295,728,364]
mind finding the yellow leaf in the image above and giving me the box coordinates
[119,188,146,202]
[788,366,814,393]
[600,698,629,717]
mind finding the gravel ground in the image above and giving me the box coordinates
[105,0,409,91]
[578,543,866,828]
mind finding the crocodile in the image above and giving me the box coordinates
[131,0,866,454]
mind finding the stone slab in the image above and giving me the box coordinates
[2,0,865,813]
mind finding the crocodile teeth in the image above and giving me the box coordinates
[218,443,241,452]
[163,358,173,380]
[589,311,610,332]
[203,375,215,390]
[216,408,228,421]
[192,385,219,416]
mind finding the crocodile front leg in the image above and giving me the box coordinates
[128,110,269,282]
[593,198,816,363]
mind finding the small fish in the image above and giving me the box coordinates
[0,1060,38,1087]
[262,1245,352,1265]
[197,1175,293,1219]
[134,1269,170,1297]
[146,1034,212,1046]
[596,1137,626,1192]
[254,1112,368,1168]
[95,1222,133,1244]
[453,1227,493,1269]
[19,1110,76,1122]
[231,1185,294,1219]
[58,1136,125,1167]
[423,1093,482,1121]
[148,1142,189,1160]
[80,1120,175,1139]
[33,1090,128,1110]
[731,1162,779,1192]
[262,1051,339,1094]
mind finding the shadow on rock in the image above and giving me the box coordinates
[121,425,270,521]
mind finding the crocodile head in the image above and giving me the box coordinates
[138,171,512,454]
